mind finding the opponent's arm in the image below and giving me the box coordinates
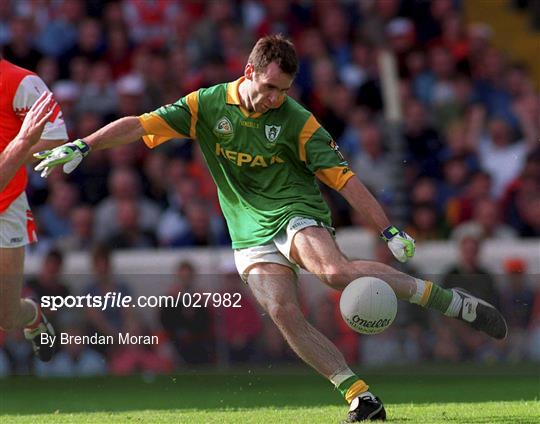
[340,176,416,263]
[34,116,146,177]
[0,92,55,191]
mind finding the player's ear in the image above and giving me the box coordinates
[244,63,254,80]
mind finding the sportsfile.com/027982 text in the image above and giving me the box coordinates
[40,291,243,311]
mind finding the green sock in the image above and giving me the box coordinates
[424,282,453,313]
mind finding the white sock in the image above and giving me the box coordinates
[329,367,356,387]
[444,290,462,317]
[410,278,427,304]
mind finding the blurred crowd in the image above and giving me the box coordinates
[1,0,539,375]
[0,0,538,252]
[1,241,539,376]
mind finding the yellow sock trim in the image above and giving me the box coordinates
[345,380,369,403]
[419,280,433,307]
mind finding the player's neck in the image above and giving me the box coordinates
[238,78,256,112]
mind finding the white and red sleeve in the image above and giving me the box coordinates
[12,75,68,141]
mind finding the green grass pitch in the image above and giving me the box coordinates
[1,364,538,423]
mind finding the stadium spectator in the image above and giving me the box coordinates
[102,27,133,80]
[94,167,160,242]
[501,153,540,237]
[436,155,471,211]
[216,263,262,364]
[2,16,43,71]
[403,99,443,180]
[83,245,134,354]
[442,233,500,309]
[499,258,534,360]
[76,61,118,118]
[105,198,157,250]
[159,261,215,365]
[170,198,229,247]
[451,197,518,241]
[157,176,198,247]
[34,0,84,58]
[475,118,533,198]
[446,170,492,227]
[141,150,169,208]
[351,124,393,200]
[56,204,95,252]
[405,202,447,241]
[36,180,79,240]
[26,248,70,328]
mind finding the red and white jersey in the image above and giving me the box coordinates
[0,59,68,212]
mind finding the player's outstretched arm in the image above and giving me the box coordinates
[0,92,56,191]
[34,116,146,177]
[339,177,416,263]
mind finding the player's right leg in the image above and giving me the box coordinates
[244,262,385,421]
[0,193,56,361]
[290,226,507,340]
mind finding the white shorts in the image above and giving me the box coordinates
[234,216,334,282]
[0,192,37,248]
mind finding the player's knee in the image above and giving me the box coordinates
[320,263,349,289]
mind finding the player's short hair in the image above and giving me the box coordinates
[248,34,299,76]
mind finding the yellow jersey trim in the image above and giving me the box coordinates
[185,90,199,139]
[298,114,320,162]
[316,166,355,191]
[138,113,188,149]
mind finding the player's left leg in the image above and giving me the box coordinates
[290,226,507,340]
[0,246,56,362]
[0,246,36,329]
[0,194,56,361]
[246,262,385,422]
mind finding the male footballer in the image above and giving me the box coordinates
[0,57,68,362]
[35,35,507,422]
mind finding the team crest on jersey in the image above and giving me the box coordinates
[264,124,281,143]
[214,117,234,139]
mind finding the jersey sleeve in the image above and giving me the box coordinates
[139,90,199,148]
[13,75,68,141]
[298,114,354,191]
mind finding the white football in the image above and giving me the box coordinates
[339,277,397,335]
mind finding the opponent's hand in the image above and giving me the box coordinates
[18,91,56,147]
[381,225,415,263]
[34,139,90,177]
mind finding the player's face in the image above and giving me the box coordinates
[246,62,293,113]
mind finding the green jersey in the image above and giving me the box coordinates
[139,77,353,249]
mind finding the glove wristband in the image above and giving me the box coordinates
[380,225,400,242]
[73,139,90,157]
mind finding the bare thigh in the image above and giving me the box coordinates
[290,226,416,298]
[290,226,350,281]
[0,246,25,323]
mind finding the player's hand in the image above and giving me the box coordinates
[381,225,415,263]
[34,139,90,177]
[17,91,56,147]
